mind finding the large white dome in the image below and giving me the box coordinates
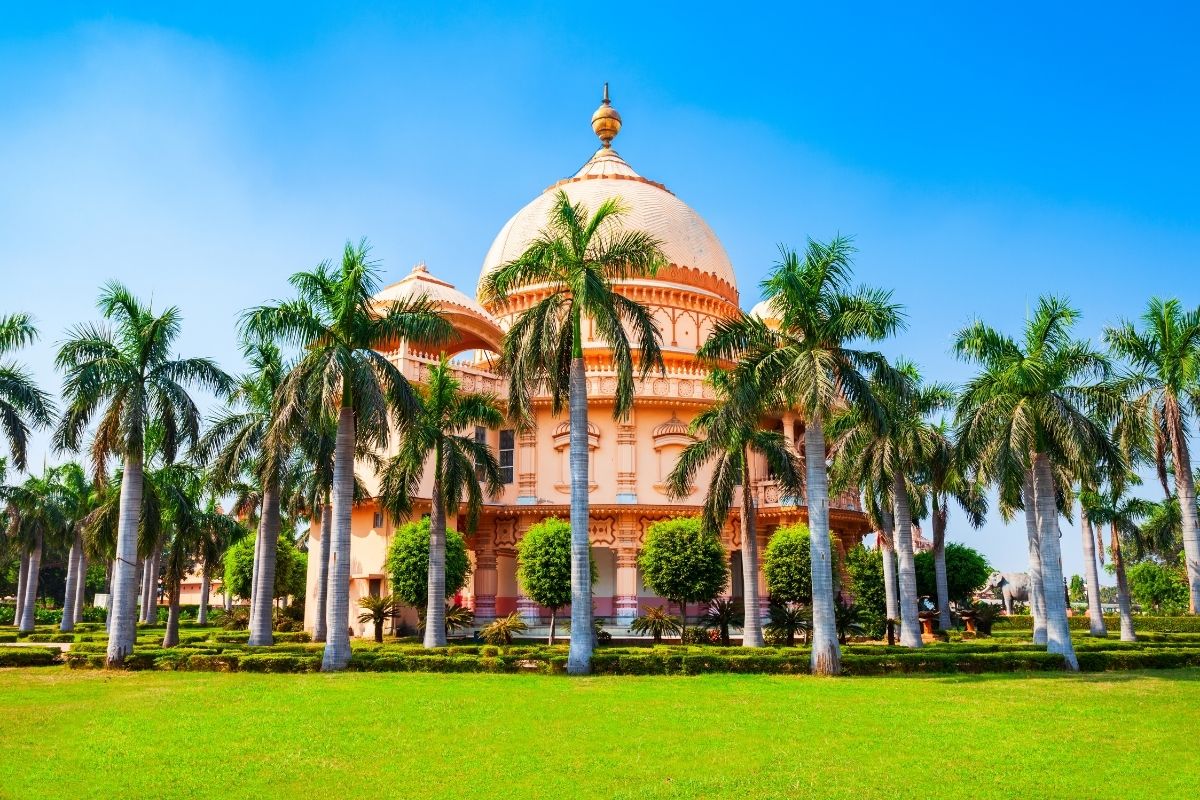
[478,147,739,306]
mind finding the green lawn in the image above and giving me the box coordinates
[1,670,1197,799]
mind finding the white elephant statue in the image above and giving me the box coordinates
[982,571,1030,615]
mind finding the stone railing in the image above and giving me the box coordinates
[751,481,861,512]
[380,348,506,396]
[382,347,717,405]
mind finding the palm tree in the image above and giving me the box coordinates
[290,415,337,642]
[955,297,1119,670]
[54,284,231,665]
[193,492,246,627]
[829,360,949,648]
[0,313,54,471]
[1074,473,1110,637]
[356,594,402,643]
[244,240,452,671]
[665,368,804,648]
[479,192,665,675]
[630,605,683,644]
[1082,483,1151,641]
[195,340,293,646]
[767,600,811,646]
[288,420,374,642]
[157,466,245,646]
[379,357,503,648]
[55,463,95,633]
[1104,298,1200,613]
[701,238,903,674]
[700,598,742,646]
[1,467,67,632]
[859,480,899,625]
[924,421,988,630]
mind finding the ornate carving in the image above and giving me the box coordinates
[677,379,694,397]
[652,378,669,396]
[494,519,519,548]
[589,516,617,546]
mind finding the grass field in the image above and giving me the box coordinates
[1,669,1198,799]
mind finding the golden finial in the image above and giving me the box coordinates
[591,82,622,148]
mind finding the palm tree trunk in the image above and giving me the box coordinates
[313,502,332,642]
[248,474,282,646]
[1079,508,1107,637]
[321,406,356,672]
[1032,453,1078,670]
[566,355,594,675]
[1022,471,1048,645]
[197,565,210,626]
[879,510,899,623]
[892,473,923,648]
[548,607,557,646]
[1110,523,1136,641]
[142,543,162,624]
[1166,404,1200,614]
[14,550,29,629]
[740,454,764,647]
[107,454,144,666]
[18,531,43,633]
[74,552,87,624]
[104,560,114,633]
[932,505,952,630]
[424,466,448,648]
[60,531,83,633]
[132,557,144,626]
[162,587,181,647]
[248,509,263,632]
[804,415,840,675]
[223,589,232,613]
[138,555,150,624]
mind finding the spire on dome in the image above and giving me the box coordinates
[591,82,622,148]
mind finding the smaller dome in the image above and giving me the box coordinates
[553,420,600,437]
[749,299,781,330]
[375,263,503,354]
[652,414,690,438]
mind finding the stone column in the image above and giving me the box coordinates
[616,416,638,503]
[756,530,771,621]
[517,590,540,625]
[614,544,640,624]
[473,540,497,622]
[781,412,797,449]
[517,429,537,505]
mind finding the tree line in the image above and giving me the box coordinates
[3,190,1199,675]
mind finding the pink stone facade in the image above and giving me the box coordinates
[303,114,871,639]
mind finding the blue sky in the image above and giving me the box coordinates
[2,3,1198,579]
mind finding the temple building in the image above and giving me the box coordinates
[302,90,871,638]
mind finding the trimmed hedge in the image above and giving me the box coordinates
[55,627,1200,675]
[842,652,1066,675]
[0,647,62,667]
[993,615,1200,633]
[1077,648,1200,671]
